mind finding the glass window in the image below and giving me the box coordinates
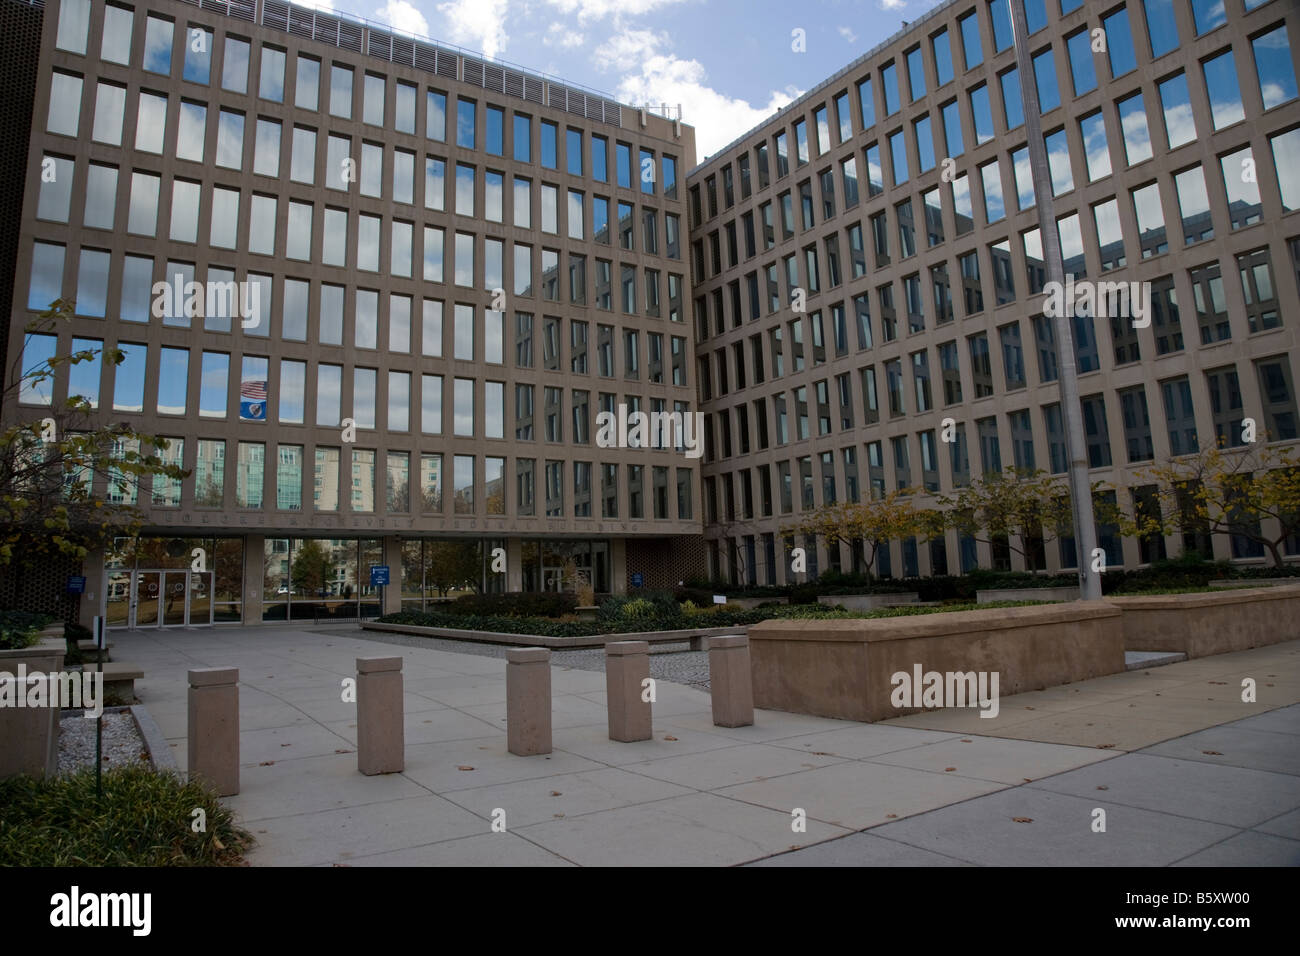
[260,47,285,102]
[1191,0,1226,35]
[1079,112,1111,182]
[222,37,249,93]
[235,443,264,508]
[422,374,442,434]
[959,11,982,70]
[1000,67,1023,130]
[1045,128,1074,196]
[92,81,127,145]
[1253,25,1297,110]
[990,0,1012,52]
[1158,72,1195,149]
[329,65,353,119]
[1034,48,1060,112]
[1143,0,1179,59]
[142,16,173,75]
[183,26,213,84]
[1066,30,1096,96]
[970,84,994,145]
[881,62,899,115]
[906,47,926,102]
[1175,165,1213,245]
[1203,50,1245,129]
[1103,7,1137,78]
[295,56,320,111]
[426,89,446,140]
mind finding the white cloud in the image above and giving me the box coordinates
[593,27,668,70]
[838,25,858,43]
[435,0,509,59]
[375,0,429,37]
[878,0,906,10]
[544,22,585,49]
[547,0,689,21]
[595,27,798,159]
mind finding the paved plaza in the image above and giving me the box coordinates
[113,625,1300,866]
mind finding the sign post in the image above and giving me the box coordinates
[369,566,390,619]
[93,615,104,798]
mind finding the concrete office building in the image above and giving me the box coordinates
[3,0,702,628]
[685,0,1300,585]
[5,0,1300,628]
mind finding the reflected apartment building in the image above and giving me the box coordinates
[685,0,1300,584]
[3,0,701,627]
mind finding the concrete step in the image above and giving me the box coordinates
[1125,650,1188,671]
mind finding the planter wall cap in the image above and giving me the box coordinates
[506,647,551,663]
[1106,583,1300,609]
[187,667,238,687]
[356,656,403,673]
[605,640,650,656]
[709,634,749,649]
[748,600,1121,643]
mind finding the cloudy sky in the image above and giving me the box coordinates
[292,0,945,164]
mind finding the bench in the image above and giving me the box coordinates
[76,640,113,660]
[93,662,143,699]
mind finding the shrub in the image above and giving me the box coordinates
[446,591,577,618]
[0,611,53,650]
[0,765,252,866]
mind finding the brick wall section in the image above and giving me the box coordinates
[0,552,82,623]
[625,535,707,590]
[0,0,43,375]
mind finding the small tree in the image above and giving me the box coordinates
[0,301,188,580]
[938,468,1074,574]
[1134,441,1300,568]
[787,489,924,580]
[290,540,334,595]
[424,540,481,596]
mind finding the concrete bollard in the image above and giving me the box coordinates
[605,640,652,742]
[506,647,552,756]
[356,656,404,775]
[708,635,754,728]
[187,667,239,796]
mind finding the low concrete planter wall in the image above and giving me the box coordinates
[724,597,788,610]
[1108,585,1300,657]
[977,586,1079,603]
[1208,578,1298,590]
[747,601,1124,722]
[817,593,919,610]
[0,636,67,779]
[361,620,747,649]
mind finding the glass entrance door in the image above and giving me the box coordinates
[161,571,187,626]
[105,570,216,628]
[134,572,162,627]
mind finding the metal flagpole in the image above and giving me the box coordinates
[1008,0,1102,599]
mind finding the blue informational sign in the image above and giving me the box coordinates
[370,565,390,587]
[630,572,644,588]
[66,576,86,594]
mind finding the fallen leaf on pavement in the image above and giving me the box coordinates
[1012,817,1033,823]
[259,760,274,766]
[457,765,474,771]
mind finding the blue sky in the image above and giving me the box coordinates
[291,0,945,163]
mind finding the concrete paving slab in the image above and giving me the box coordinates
[715,759,1005,829]
[1027,753,1300,828]
[987,711,1198,751]
[747,832,972,867]
[400,736,606,792]
[660,708,864,742]
[440,767,695,827]
[243,794,486,866]
[766,724,958,760]
[868,735,1116,785]
[1171,830,1300,867]
[1254,807,1300,839]
[224,750,432,823]
[550,721,742,766]
[866,788,1238,866]
[1141,725,1300,775]
[514,792,852,866]
[340,832,574,867]
[1230,707,1300,736]
[624,742,846,791]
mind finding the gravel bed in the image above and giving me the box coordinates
[337,627,713,690]
[57,710,152,775]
